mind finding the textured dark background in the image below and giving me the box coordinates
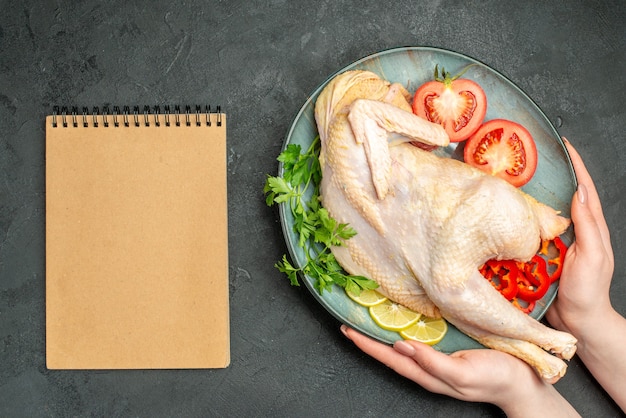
[1,0,625,416]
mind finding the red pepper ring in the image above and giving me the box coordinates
[480,260,519,300]
[548,237,568,283]
[516,255,550,301]
[539,237,568,283]
[512,297,536,314]
[495,260,519,300]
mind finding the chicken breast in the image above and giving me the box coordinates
[314,70,577,382]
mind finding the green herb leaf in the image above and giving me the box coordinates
[275,255,300,287]
[264,176,295,206]
[265,135,378,294]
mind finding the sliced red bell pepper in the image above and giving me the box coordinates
[480,236,571,315]
[539,237,568,282]
[479,263,491,278]
[548,237,568,282]
[512,297,536,314]
[516,255,550,301]
[481,259,518,300]
[496,260,519,300]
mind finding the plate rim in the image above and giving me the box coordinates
[277,45,576,349]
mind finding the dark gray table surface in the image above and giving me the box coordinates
[2,0,625,416]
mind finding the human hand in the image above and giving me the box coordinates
[545,139,615,338]
[545,140,626,413]
[340,325,578,417]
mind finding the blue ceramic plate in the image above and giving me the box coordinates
[278,46,576,351]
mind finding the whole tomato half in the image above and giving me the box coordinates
[412,66,487,142]
[463,119,538,187]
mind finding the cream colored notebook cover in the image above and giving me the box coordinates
[45,106,229,369]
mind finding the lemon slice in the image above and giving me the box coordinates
[400,316,448,345]
[345,288,388,307]
[368,300,421,331]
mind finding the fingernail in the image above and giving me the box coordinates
[562,136,569,143]
[394,340,416,357]
[340,324,351,339]
[577,183,587,205]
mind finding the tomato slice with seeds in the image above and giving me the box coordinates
[463,119,538,187]
[412,66,487,142]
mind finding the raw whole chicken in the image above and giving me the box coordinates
[314,70,577,382]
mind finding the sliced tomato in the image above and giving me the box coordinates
[463,119,538,187]
[412,66,487,142]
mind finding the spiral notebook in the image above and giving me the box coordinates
[45,105,229,369]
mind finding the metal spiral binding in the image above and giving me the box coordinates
[51,105,222,128]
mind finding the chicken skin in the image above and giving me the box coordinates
[314,70,577,382]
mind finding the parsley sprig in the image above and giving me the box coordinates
[264,136,378,295]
